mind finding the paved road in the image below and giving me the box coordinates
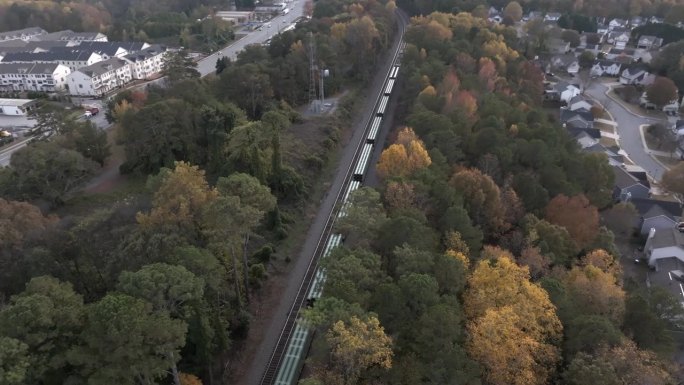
[584,81,667,180]
[196,3,307,76]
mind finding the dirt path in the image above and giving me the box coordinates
[81,127,127,194]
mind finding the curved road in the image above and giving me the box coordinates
[584,81,667,180]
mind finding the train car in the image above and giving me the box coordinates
[272,324,312,385]
[383,78,395,95]
[338,180,361,218]
[367,116,382,143]
[376,95,389,116]
[353,143,374,181]
[389,65,400,79]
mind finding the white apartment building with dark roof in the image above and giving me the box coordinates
[67,57,132,96]
[0,62,70,92]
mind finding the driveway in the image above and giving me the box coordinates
[584,81,668,180]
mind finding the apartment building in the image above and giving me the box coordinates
[0,62,70,92]
[1,50,103,72]
[124,44,168,80]
[0,27,47,42]
[32,30,108,43]
[67,57,132,96]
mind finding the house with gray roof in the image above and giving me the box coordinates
[629,197,682,235]
[0,27,46,42]
[1,50,103,72]
[637,35,664,50]
[67,57,132,96]
[0,62,70,92]
[591,60,622,77]
[645,226,684,270]
[620,64,655,86]
[560,108,594,129]
[613,165,650,202]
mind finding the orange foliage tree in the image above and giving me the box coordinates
[384,181,416,211]
[544,194,599,250]
[564,263,626,325]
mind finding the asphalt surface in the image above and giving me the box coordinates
[242,13,408,385]
[584,81,668,180]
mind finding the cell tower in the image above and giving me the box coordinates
[308,32,320,112]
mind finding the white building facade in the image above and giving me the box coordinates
[67,57,132,96]
[0,62,70,92]
[124,45,167,80]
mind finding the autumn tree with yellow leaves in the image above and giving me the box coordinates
[464,254,562,385]
[376,127,431,180]
[325,316,393,385]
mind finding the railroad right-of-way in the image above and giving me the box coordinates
[248,10,409,385]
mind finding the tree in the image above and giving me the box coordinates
[163,50,200,84]
[0,198,56,252]
[544,194,599,250]
[322,248,385,307]
[326,316,393,385]
[335,187,387,247]
[0,337,30,385]
[503,1,523,23]
[661,161,684,202]
[563,352,621,385]
[179,372,203,385]
[563,264,625,325]
[578,51,595,69]
[518,246,550,280]
[384,181,416,212]
[564,315,623,358]
[69,120,111,166]
[69,293,187,385]
[5,141,98,205]
[0,276,84,384]
[467,306,559,385]
[117,263,205,318]
[450,168,506,235]
[464,255,563,343]
[376,127,431,180]
[646,77,678,108]
[624,286,684,351]
[28,102,75,136]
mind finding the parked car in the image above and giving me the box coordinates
[0,130,14,145]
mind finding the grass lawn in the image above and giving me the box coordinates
[600,137,618,147]
[654,155,680,168]
[595,121,616,134]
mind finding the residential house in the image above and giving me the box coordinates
[67,57,132,96]
[644,227,684,271]
[591,60,622,77]
[560,108,594,128]
[606,48,636,62]
[124,44,167,80]
[597,24,610,35]
[649,16,664,24]
[1,50,103,72]
[550,54,579,74]
[613,165,650,202]
[488,7,503,23]
[545,82,581,102]
[630,197,682,235]
[567,95,593,112]
[584,143,624,166]
[630,16,645,27]
[619,65,655,85]
[637,35,664,50]
[526,11,543,21]
[0,27,46,42]
[544,12,561,22]
[609,18,628,29]
[574,130,599,148]
[75,41,149,58]
[0,62,70,92]
[32,30,108,43]
[547,38,570,54]
[607,31,630,49]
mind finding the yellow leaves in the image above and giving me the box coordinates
[137,162,218,231]
[179,373,203,385]
[348,3,365,17]
[467,306,559,385]
[564,263,625,324]
[419,84,436,97]
[384,181,416,211]
[446,249,470,269]
[326,316,393,381]
[376,127,431,180]
[385,0,397,12]
[464,254,562,385]
[330,23,347,42]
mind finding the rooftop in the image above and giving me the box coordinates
[630,197,682,219]
[613,165,646,189]
[0,27,46,41]
[77,57,130,77]
[0,62,64,74]
[0,98,36,107]
[649,227,684,249]
[1,50,101,63]
[124,44,167,62]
